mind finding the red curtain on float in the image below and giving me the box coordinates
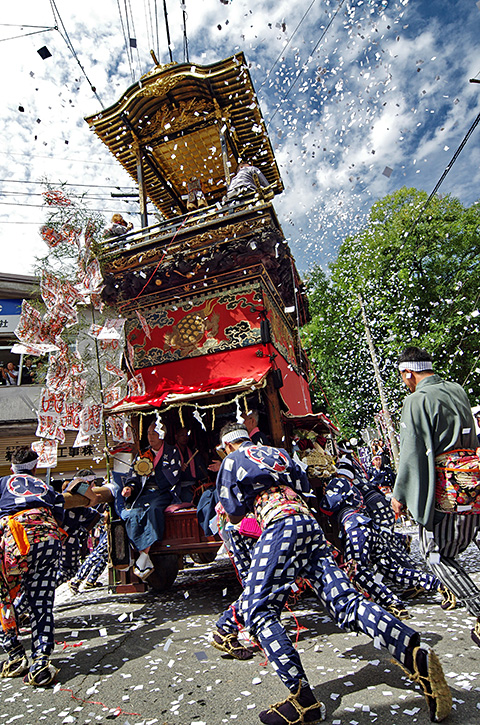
[273,350,313,416]
[122,347,272,408]
[119,346,313,416]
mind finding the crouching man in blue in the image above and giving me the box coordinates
[211,422,451,725]
[0,447,64,687]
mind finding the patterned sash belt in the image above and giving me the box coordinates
[435,449,480,514]
[253,485,314,530]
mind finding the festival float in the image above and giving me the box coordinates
[83,53,338,590]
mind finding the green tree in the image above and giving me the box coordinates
[303,187,480,438]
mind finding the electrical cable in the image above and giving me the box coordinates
[162,0,173,63]
[117,0,134,83]
[154,0,160,59]
[126,0,142,76]
[49,0,103,107]
[0,201,147,212]
[0,23,55,28]
[142,0,154,59]
[0,27,56,44]
[0,179,137,189]
[404,109,480,242]
[0,151,121,167]
[267,0,346,127]
[123,0,136,81]
[181,1,189,64]
[259,0,316,90]
[0,191,139,202]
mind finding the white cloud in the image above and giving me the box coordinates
[0,0,479,277]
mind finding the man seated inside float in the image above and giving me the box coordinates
[174,426,210,503]
[90,420,187,580]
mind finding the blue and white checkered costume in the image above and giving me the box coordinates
[56,506,100,585]
[321,476,440,607]
[337,455,411,551]
[216,442,421,693]
[71,529,108,586]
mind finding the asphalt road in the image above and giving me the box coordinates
[1,528,480,725]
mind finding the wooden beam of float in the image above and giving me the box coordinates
[85,53,283,219]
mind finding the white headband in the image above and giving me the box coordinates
[221,429,250,447]
[12,459,38,473]
[398,361,433,372]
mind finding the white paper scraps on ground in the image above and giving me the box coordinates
[164,637,173,651]
[118,612,128,622]
[252,677,262,685]
[99,628,108,637]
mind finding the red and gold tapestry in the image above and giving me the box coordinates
[125,286,264,369]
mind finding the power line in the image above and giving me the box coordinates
[0,190,138,202]
[182,1,189,64]
[267,0,346,127]
[126,0,142,76]
[154,0,160,59]
[0,23,56,28]
[0,27,56,44]
[117,0,135,82]
[259,1,316,90]
[162,0,173,63]
[0,151,121,167]
[404,109,480,241]
[0,200,148,211]
[49,0,103,107]
[0,179,137,190]
[142,0,153,56]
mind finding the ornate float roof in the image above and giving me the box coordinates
[85,53,283,218]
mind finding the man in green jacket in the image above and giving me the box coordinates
[392,346,480,646]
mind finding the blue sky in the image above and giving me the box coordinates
[0,0,479,278]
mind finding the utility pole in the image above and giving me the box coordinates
[358,294,399,468]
